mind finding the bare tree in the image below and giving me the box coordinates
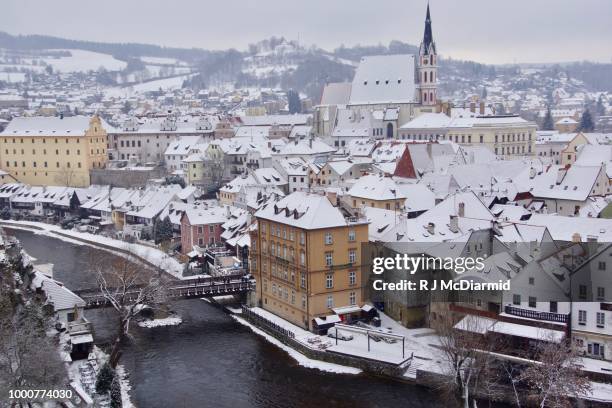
[519,337,591,408]
[54,165,77,187]
[432,314,506,408]
[90,253,170,367]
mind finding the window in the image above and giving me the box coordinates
[300,232,305,245]
[326,295,333,309]
[348,249,356,264]
[579,285,587,300]
[348,228,356,242]
[599,261,606,270]
[325,252,333,267]
[528,296,536,308]
[596,312,605,328]
[550,301,558,313]
[528,277,535,285]
[300,250,305,265]
[597,287,605,301]
[512,294,521,305]
[325,232,333,245]
[349,291,356,306]
[349,271,356,286]
[326,273,333,289]
[300,272,306,288]
[578,310,587,325]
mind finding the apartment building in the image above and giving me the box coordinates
[0,115,108,187]
[399,113,537,159]
[251,191,369,331]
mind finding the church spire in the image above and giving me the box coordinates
[421,3,436,55]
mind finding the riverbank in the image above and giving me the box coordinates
[236,305,612,405]
[0,219,188,279]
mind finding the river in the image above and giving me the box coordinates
[7,228,443,408]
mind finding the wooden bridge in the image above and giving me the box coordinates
[75,274,254,309]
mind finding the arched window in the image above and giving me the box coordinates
[424,92,428,102]
[430,92,434,102]
[430,71,433,82]
[386,123,394,139]
[423,72,427,83]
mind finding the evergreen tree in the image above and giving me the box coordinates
[542,106,554,130]
[110,377,122,408]
[154,216,173,244]
[287,89,301,114]
[579,109,595,132]
[96,363,116,394]
[121,101,131,115]
[597,95,606,117]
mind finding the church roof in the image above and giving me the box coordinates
[349,54,417,105]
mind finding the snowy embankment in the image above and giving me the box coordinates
[138,316,183,328]
[232,315,362,375]
[0,220,186,279]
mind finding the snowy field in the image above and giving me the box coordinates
[0,72,26,83]
[105,73,196,97]
[41,49,127,72]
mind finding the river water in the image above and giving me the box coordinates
[7,228,443,408]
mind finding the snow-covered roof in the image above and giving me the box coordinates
[349,55,417,105]
[320,82,352,106]
[349,174,407,200]
[1,115,110,136]
[400,112,451,129]
[255,191,367,230]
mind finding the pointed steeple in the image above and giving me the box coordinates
[421,3,436,55]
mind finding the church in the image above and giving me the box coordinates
[314,4,443,143]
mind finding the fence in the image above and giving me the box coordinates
[242,306,295,339]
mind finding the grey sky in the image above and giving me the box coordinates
[3,0,612,64]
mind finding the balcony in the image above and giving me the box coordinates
[504,305,569,324]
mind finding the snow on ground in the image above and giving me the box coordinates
[232,315,362,375]
[0,72,27,83]
[138,316,183,328]
[249,306,442,369]
[105,73,196,97]
[1,220,186,278]
[139,56,184,65]
[42,49,127,72]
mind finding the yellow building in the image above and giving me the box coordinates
[251,191,369,331]
[347,174,407,210]
[399,113,537,159]
[0,116,108,187]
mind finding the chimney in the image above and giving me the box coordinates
[529,167,536,179]
[529,240,539,258]
[469,102,476,113]
[426,222,435,235]
[479,102,485,115]
[458,202,465,217]
[326,190,338,206]
[449,215,459,233]
[309,138,313,148]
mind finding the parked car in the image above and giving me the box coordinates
[327,330,354,341]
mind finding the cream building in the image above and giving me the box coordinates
[399,113,537,159]
[0,115,108,187]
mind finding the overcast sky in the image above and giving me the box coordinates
[3,0,611,64]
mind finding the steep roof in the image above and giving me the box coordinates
[349,55,417,105]
[255,191,365,230]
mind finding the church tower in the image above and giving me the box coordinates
[418,3,437,106]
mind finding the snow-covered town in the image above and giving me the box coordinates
[1,1,612,408]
